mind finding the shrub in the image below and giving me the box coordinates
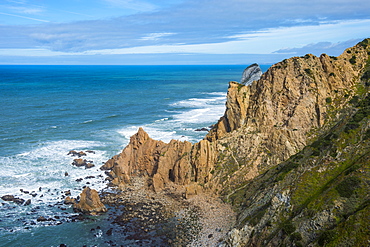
[282,221,296,235]
[291,232,303,241]
[304,68,313,75]
[335,177,361,198]
[318,230,336,246]
[326,97,332,104]
[349,55,356,64]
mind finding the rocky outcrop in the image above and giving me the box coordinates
[101,127,217,191]
[206,41,370,195]
[72,158,95,169]
[73,187,107,215]
[99,39,369,246]
[240,63,262,85]
[103,39,369,198]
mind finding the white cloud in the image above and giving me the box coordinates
[0,11,49,22]
[82,19,370,55]
[103,0,157,12]
[0,48,76,56]
[139,32,175,41]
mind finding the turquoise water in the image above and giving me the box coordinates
[0,65,269,246]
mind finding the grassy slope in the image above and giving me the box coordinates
[225,40,370,246]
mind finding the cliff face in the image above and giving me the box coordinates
[206,41,369,194]
[102,39,370,245]
[103,39,369,193]
[101,127,216,192]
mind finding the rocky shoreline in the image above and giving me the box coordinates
[100,176,236,246]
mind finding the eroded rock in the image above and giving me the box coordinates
[73,187,107,215]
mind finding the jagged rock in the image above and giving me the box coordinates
[85,162,95,169]
[64,196,76,205]
[37,216,48,222]
[240,63,262,85]
[205,41,370,194]
[72,159,87,167]
[1,195,15,201]
[101,127,217,192]
[24,199,31,206]
[1,195,25,205]
[73,187,107,215]
[68,150,87,157]
[195,128,209,132]
[72,159,94,169]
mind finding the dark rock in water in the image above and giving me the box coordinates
[76,178,83,182]
[64,196,76,205]
[24,199,31,206]
[72,159,95,169]
[1,195,15,201]
[59,244,67,247]
[195,128,209,132]
[1,195,25,205]
[85,162,95,169]
[240,63,262,85]
[86,150,95,154]
[37,216,48,222]
[72,158,87,167]
[68,150,86,157]
[65,172,69,176]
[106,228,113,236]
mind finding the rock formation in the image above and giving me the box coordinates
[101,39,370,245]
[240,63,262,85]
[101,127,216,192]
[73,187,107,215]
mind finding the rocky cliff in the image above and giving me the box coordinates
[102,39,370,246]
[101,127,216,192]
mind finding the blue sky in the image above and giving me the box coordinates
[0,0,369,65]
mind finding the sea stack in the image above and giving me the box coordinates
[240,63,262,85]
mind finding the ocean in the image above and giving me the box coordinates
[0,65,269,246]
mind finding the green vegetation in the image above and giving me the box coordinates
[335,177,361,198]
[304,68,313,76]
[349,55,356,64]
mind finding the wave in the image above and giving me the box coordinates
[0,139,108,207]
[116,91,226,144]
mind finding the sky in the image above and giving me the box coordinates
[0,0,369,65]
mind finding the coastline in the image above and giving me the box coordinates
[100,176,236,246]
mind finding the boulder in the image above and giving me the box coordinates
[64,196,76,205]
[85,162,95,169]
[68,150,87,157]
[72,159,87,167]
[1,195,25,205]
[72,159,95,169]
[73,187,107,215]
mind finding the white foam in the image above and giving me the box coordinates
[116,91,226,144]
[0,139,109,206]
